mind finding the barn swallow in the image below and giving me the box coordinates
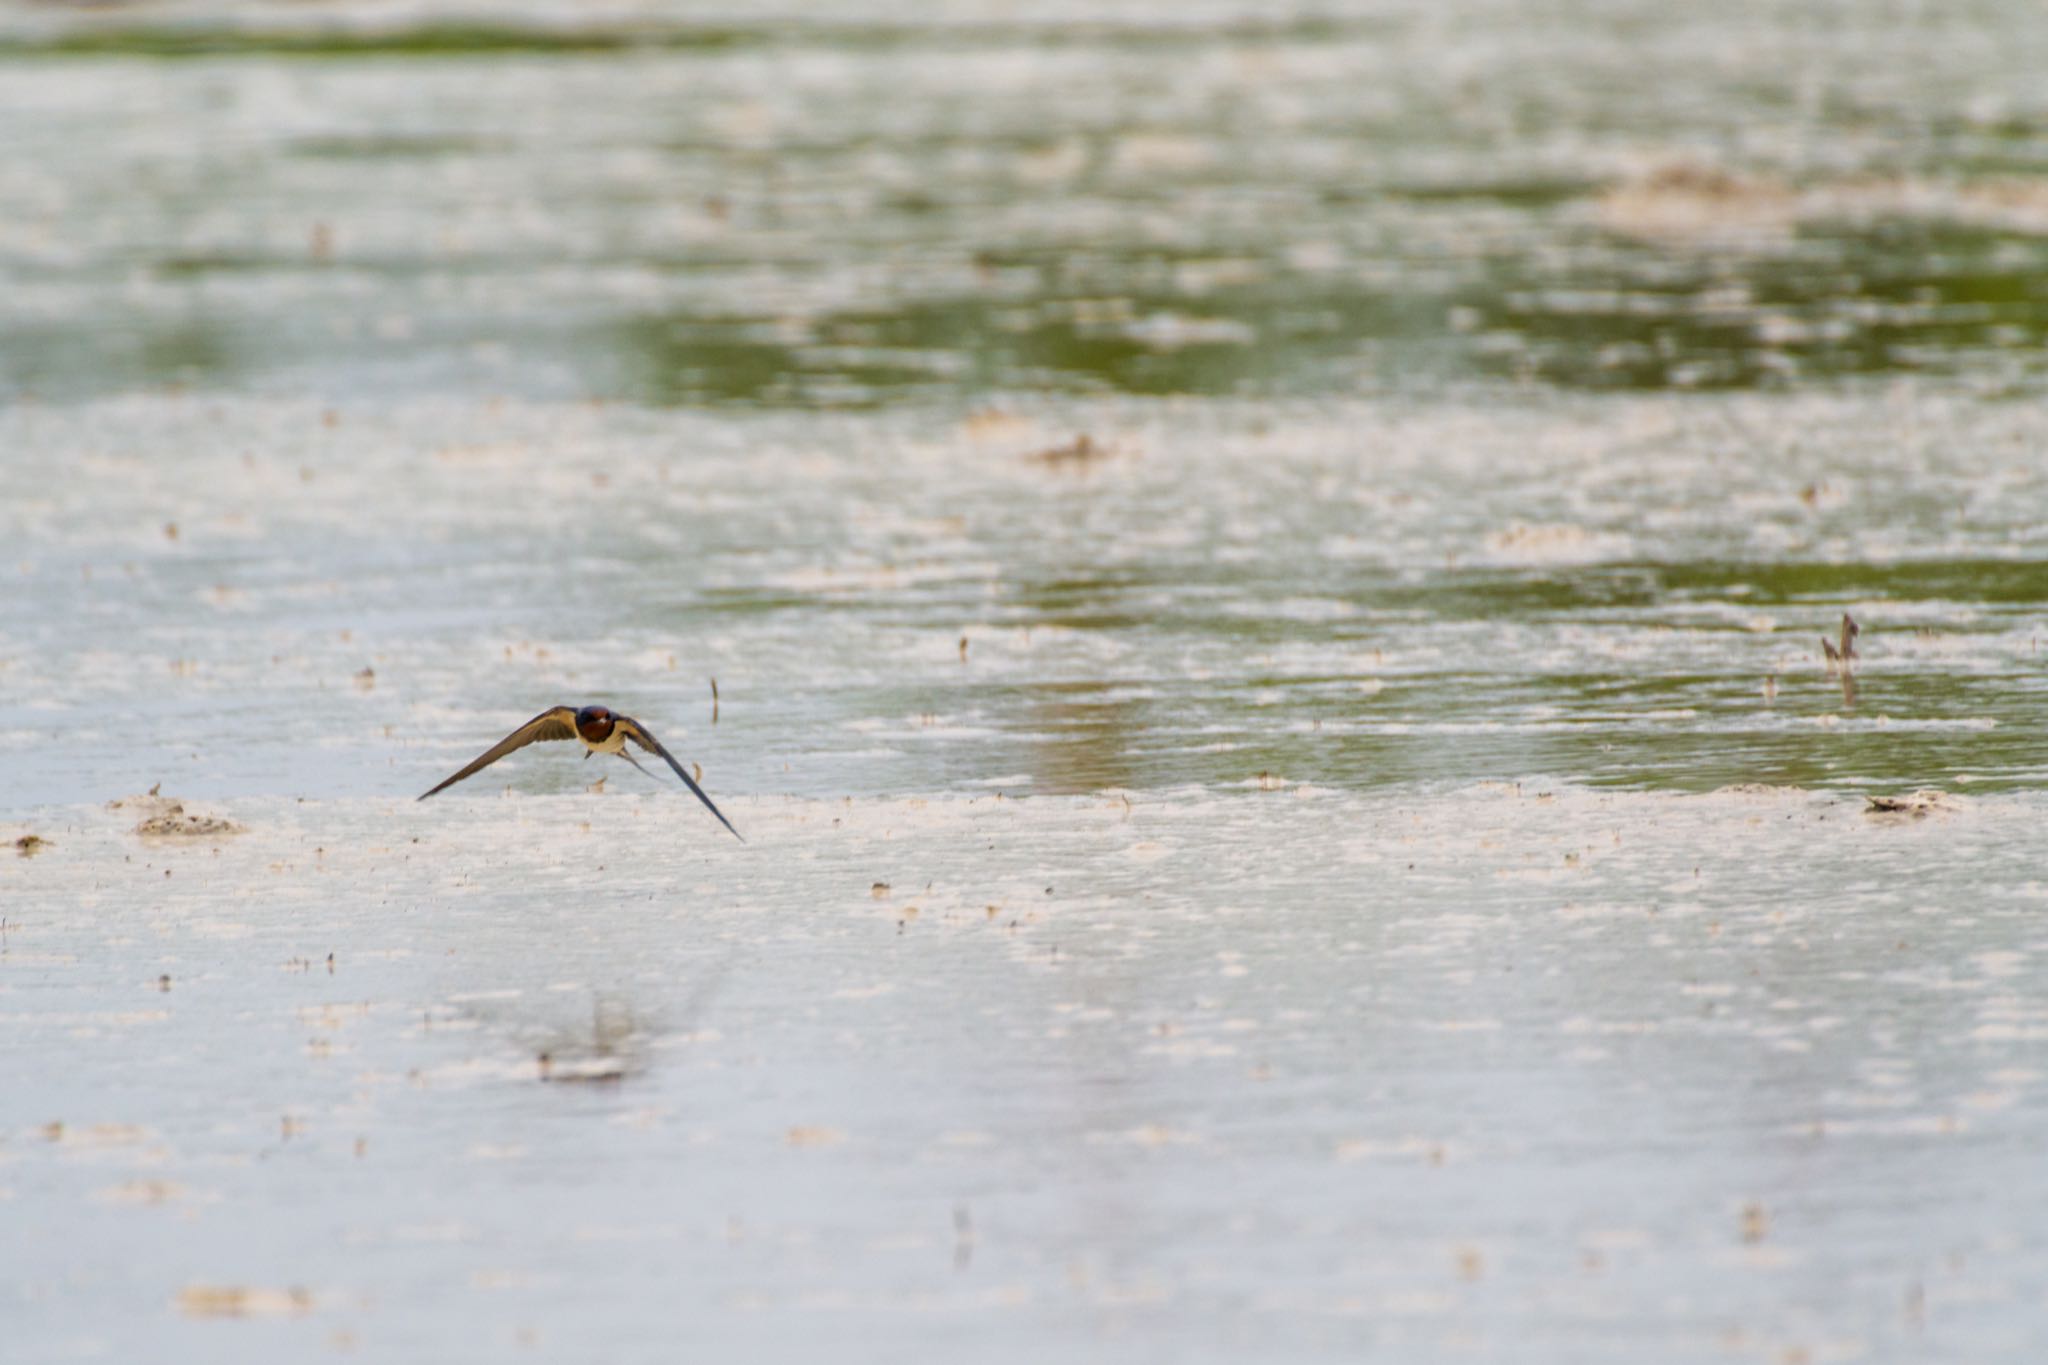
[418,704,741,840]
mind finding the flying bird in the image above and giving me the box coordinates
[419,704,741,839]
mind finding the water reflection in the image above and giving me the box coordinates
[534,997,646,1086]
[1016,685,1146,794]
[6,315,243,401]
[605,274,1433,406]
[12,224,2040,405]
[1463,222,2048,392]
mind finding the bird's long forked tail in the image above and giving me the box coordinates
[618,717,743,842]
[672,760,744,842]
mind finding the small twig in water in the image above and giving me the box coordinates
[1822,613,1860,673]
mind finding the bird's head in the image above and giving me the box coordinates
[575,705,616,742]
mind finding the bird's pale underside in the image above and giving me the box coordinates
[419,704,741,840]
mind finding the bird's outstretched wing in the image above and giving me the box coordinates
[616,715,743,840]
[418,706,580,801]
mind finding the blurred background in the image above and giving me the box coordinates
[5,0,2048,406]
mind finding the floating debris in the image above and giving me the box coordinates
[1484,521,1625,563]
[1596,161,1796,244]
[353,666,376,691]
[134,808,245,838]
[97,1179,189,1206]
[112,792,246,839]
[961,407,1028,441]
[1740,1201,1770,1244]
[1026,434,1117,468]
[536,1051,626,1085]
[176,1285,315,1319]
[14,834,50,857]
[1865,790,1961,819]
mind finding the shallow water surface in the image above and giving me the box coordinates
[3,391,2044,807]
[9,786,2048,1362]
[4,1,2048,1361]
